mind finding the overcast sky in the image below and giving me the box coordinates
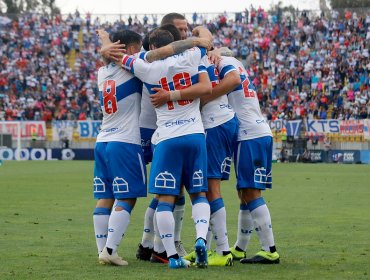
[56,0,321,15]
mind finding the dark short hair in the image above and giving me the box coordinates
[149,29,174,48]
[161,13,186,26]
[110,30,142,47]
[142,33,150,51]
[160,24,181,42]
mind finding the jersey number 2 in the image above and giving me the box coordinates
[103,80,117,114]
[159,72,193,110]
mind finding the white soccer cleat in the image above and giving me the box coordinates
[98,247,128,266]
[175,241,188,257]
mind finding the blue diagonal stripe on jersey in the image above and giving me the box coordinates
[219,65,237,79]
[99,77,143,105]
[143,74,199,94]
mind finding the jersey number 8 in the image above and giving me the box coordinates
[103,80,117,114]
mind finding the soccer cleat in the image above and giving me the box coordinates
[150,251,169,264]
[240,250,280,264]
[136,243,153,261]
[184,250,196,262]
[208,252,233,266]
[195,238,208,268]
[230,247,246,260]
[168,257,191,269]
[175,241,188,257]
[98,247,128,266]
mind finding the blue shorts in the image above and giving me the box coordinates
[149,134,208,196]
[93,142,147,199]
[206,117,238,180]
[234,136,273,190]
[140,127,155,164]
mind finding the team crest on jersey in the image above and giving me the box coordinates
[193,170,204,187]
[155,171,176,189]
[221,157,232,175]
[93,177,106,193]
[112,177,129,193]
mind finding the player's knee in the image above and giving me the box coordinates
[114,199,136,213]
[239,188,261,204]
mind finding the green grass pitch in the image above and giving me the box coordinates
[1,161,370,279]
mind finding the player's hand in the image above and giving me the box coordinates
[99,41,126,62]
[150,88,170,108]
[207,50,222,66]
[193,38,213,50]
[95,29,110,41]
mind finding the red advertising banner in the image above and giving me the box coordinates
[0,121,46,140]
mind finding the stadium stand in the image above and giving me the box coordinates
[0,8,369,124]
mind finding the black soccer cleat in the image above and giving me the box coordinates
[240,250,280,264]
[136,244,153,261]
[150,251,169,264]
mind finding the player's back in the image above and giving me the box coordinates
[138,47,207,144]
[218,56,272,141]
[97,63,143,145]
[201,58,235,129]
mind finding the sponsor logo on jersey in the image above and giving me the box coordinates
[165,117,195,127]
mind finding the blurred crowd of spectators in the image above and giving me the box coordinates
[0,7,369,122]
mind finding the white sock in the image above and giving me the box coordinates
[234,205,253,251]
[250,198,275,252]
[93,207,110,253]
[211,207,230,255]
[141,198,158,248]
[192,197,210,240]
[153,212,165,253]
[173,196,185,242]
[156,202,177,257]
[105,202,132,254]
[206,227,213,250]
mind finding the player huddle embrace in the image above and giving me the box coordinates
[92,13,279,269]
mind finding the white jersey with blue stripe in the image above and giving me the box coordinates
[201,58,235,129]
[122,47,208,145]
[97,63,143,144]
[218,56,272,141]
[139,85,157,130]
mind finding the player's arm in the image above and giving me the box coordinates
[97,29,126,63]
[145,37,212,63]
[201,69,241,105]
[150,72,212,108]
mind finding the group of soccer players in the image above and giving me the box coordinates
[92,13,280,269]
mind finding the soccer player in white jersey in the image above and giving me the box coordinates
[93,30,146,266]
[116,28,212,269]
[217,56,280,264]
[190,56,241,266]
[95,28,211,267]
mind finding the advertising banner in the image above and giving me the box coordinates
[52,121,75,141]
[77,120,101,139]
[0,121,46,140]
[305,119,340,135]
[268,119,303,137]
[0,148,94,161]
[339,120,364,136]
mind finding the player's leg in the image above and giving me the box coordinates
[184,134,210,268]
[150,209,168,263]
[173,189,187,256]
[204,119,237,266]
[136,196,158,261]
[136,128,157,260]
[235,137,279,264]
[93,142,114,256]
[148,137,189,269]
[100,142,147,266]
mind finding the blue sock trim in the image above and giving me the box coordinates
[247,197,266,212]
[209,198,224,214]
[191,195,208,205]
[176,196,185,206]
[93,207,111,215]
[115,201,133,214]
[149,198,159,210]
[240,203,248,211]
[157,202,175,212]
